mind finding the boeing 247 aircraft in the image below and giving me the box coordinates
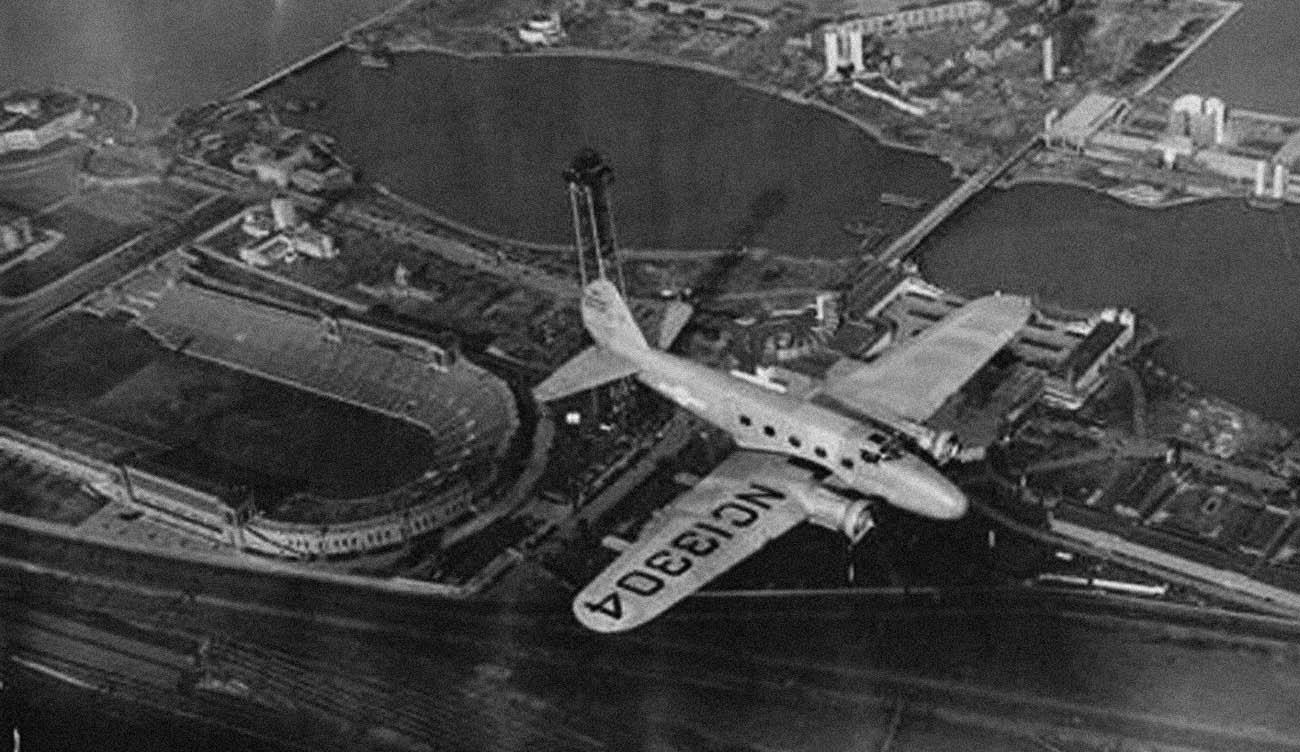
[535,279,1031,632]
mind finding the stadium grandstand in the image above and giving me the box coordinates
[134,281,518,479]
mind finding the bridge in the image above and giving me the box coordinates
[853,138,1041,286]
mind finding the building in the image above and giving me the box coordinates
[823,27,866,77]
[270,197,297,230]
[825,0,990,37]
[239,234,296,267]
[287,225,336,259]
[1044,93,1129,150]
[629,0,773,33]
[0,211,35,254]
[230,136,353,193]
[518,12,565,46]
[1169,94,1226,147]
[1041,309,1135,410]
[240,207,276,239]
[819,0,990,76]
[0,90,92,154]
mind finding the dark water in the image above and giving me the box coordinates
[1158,0,1300,116]
[259,51,957,256]
[0,0,399,124]
[920,186,1300,424]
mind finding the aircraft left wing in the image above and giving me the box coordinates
[819,294,1032,423]
[573,451,812,633]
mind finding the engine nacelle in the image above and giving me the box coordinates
[912,428,960,465]
[800,486,875,544]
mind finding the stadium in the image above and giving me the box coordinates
[0,259,524,565]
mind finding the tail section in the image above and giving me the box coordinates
[535,279,694,403]
[533,346,637,402]
[582,279,648,354]
[656,299,693,350]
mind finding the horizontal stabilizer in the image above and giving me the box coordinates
[533,346,637,402]
[657,300,693,350]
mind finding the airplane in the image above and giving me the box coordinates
[534,278,1032,632]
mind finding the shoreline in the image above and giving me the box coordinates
[228,0,420,101]
[999,172,1223,211]
[225,0,1245,208]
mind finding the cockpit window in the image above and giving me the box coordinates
[862,434,904,463]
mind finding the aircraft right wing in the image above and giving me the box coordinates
[573,451,813,633]
[819,294,1031,424]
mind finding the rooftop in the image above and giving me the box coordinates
[1050,93,1125,145]
[1053,319,1127,380]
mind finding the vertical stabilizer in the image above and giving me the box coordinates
[582,279,648,354]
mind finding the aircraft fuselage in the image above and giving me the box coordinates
[622,347,967,520]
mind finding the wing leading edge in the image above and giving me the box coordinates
[573,452,813,633]
[820,294,1032,423]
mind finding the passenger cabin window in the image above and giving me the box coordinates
[789,436,801,448]
[763,425,776,437]
[841,458,854,470]
[860,449,879,464]
[814,447,827,459]
[739,415,752,426]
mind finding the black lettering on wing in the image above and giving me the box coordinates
[645,549,691,577]
[712,501,759,527]
[735,483,784,510]
[616,570,665,596]
[582,592,623,620]
[672,529,720,556]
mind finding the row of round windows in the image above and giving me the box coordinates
[737,414,878,469]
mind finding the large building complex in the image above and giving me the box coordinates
[821,0,991,75]
[1045,92,1300,205]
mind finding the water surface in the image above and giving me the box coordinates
[260,51,957,255]
[0,0,399,123]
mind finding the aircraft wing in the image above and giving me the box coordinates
[573,451,812,633]
[820,294,1032,423]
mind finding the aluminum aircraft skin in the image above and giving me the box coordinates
[535,279,1032,633]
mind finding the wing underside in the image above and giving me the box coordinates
[820,294,1032,423]
[573,452,812,633]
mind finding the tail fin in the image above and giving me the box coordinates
[582,279,648,353]
[657,300,693,350]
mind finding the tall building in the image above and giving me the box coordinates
[1041,33,1057,83]
[822,27,865,78]
[1168,94,1226,147]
